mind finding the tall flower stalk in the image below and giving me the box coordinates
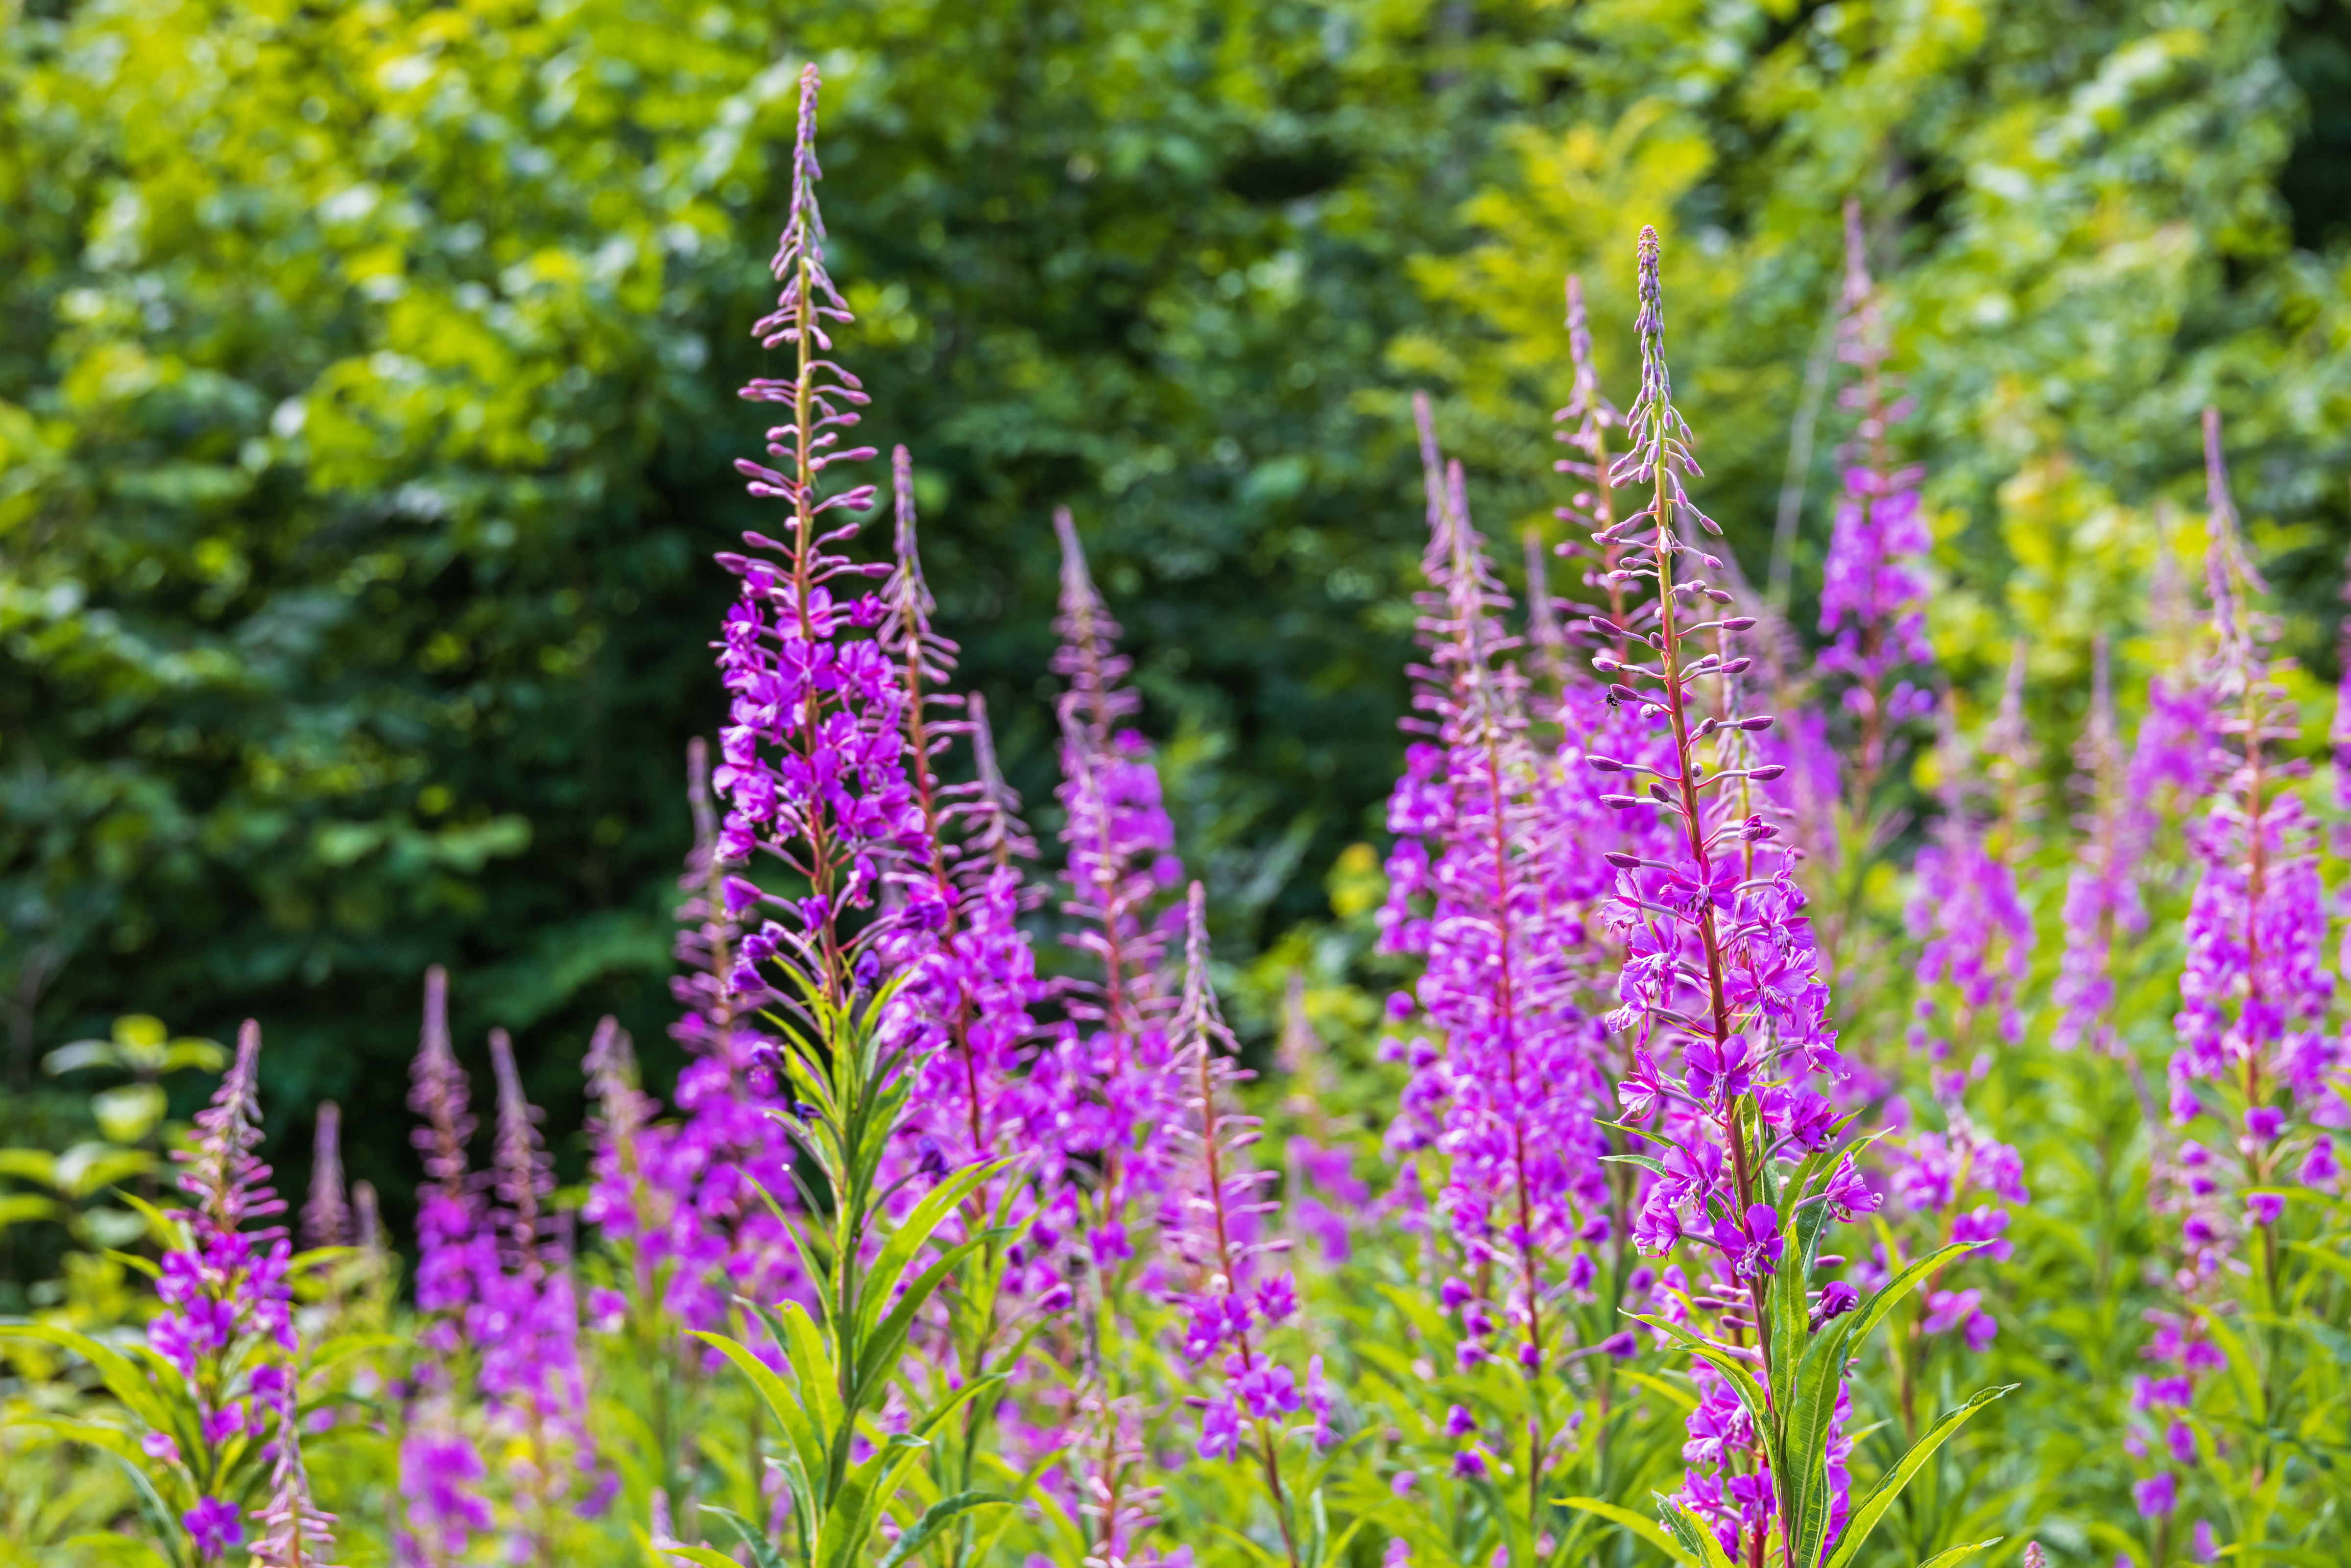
[5,1024,337,1568]
[1381,392,1609,1540]
[2130,411,2347,1566]
[1554,272,1629,663]
[1815,200,1935,808]
[673,63,1008,1568]
[2053,636,2144,1056]
[1050,508,1184,1275]
[1171,882,1309,1568]
[398,970,494,1568]
[1581,227,2009,1568]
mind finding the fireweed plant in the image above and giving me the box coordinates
[28,69,2351,1568]
[1557,227,2014,1568]
[2117,411,2351,1568]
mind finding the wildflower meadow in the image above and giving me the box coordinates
[7,10,2351,1568]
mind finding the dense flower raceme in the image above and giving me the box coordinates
[1170,884,1323,1497]
[710,60,929,1016]
[878,448,1051,1218]
[1879,705,2034,1371]
[2166,412,2345,1251]
[302,1101,349,1251]
[1584,227,1879,1561]
[1906,784,2034,1070]
[399,971,496,1567]
[1379,390,1627,1415]
[567,739,803,1339]
[2126,535,2216,869]
[2119,412,2351,1562]
[484,1030,606,1531]
[144,1022,334,1566]
[1049,507,1188,1271]
[2052,636,2146,1055]
[396,988,605,1562]
[637,738,805,1331]
[1814,201,1935,794]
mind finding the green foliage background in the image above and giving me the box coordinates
[4,0,2350,1231]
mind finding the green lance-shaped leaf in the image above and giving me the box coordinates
[1558,1497,1702,1568]
[874,1492,1010,1568]
[1910,1539,2005,1568]
[1821,1385,2017,1568]
[690,1330,824,1506]
[773,1299,847,1439]
[700,1506,792,1568]
[1655,1494,1739,1568]
[1785,1240,1979,1567]
[663,1545,752,1568]
[852,1158,1005,1348]
[0,1324,175,1434]
[854,1236,988,1405]
[818,1432,935,1568]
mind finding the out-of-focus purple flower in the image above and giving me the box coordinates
[1050,510,1184,1250]
[2162,411,2346,1293]
[1252,1272,1298,1325]
[2134,1473,2177,1519]
[1302,1355,1334,1449]
[1196,1398,1243,1463]
[399,1430,496,1564]
[1815,201,1936,794]
[1384,391,1617,1415]
[2165,1420,2199,1466]
[643,741,806,1332]
[183,1497,243,1562]
[301,1100,349,1250]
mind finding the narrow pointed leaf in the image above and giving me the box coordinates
[691,1330,825,1489]
[1557,1497,1700,1567]
[774,1300,846,1440]
[875,1491,1009,1568]
[698,1506,790,1568]
[855,1160,1005,1343]
[1823,1385,2016,1568]
[1656,1496,1738,1568]
[855,1238,986,1402]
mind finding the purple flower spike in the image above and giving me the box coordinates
[715,61,928,1022]
[1814,199,1936,798]
[148,1024,335,1567]
[1382,387,1628,1489]
[1050,510,1185,1239]
[2158,409,2343,1308]
[1577,225,1871,1566]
